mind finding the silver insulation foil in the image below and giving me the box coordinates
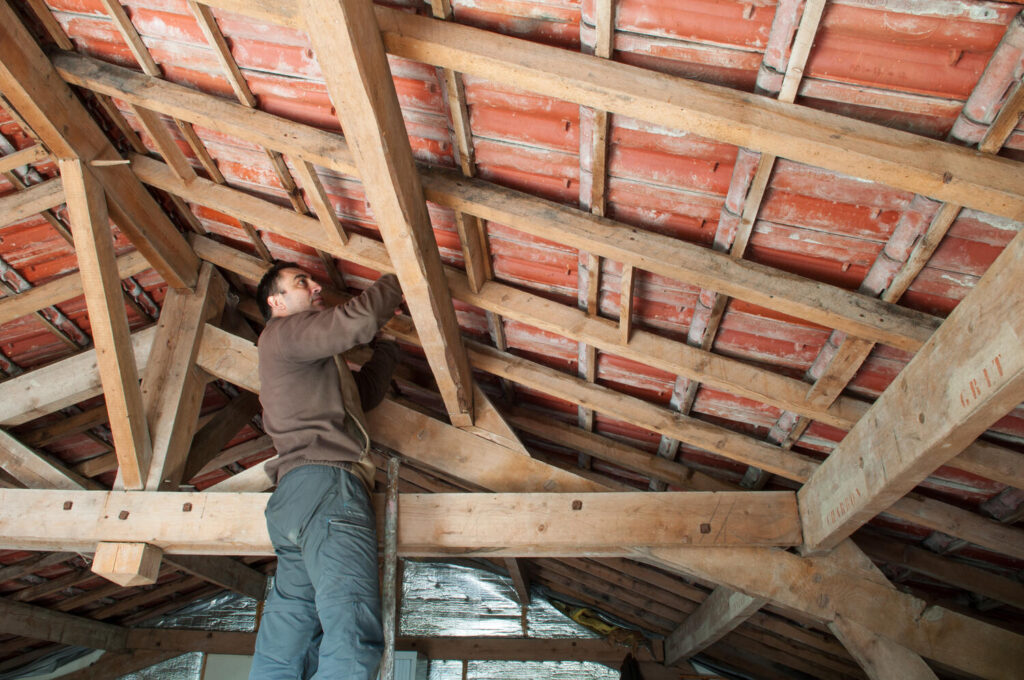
[16,561,633,679]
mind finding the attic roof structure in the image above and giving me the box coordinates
[0,0,1022,677]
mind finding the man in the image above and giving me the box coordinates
[249,261,403,679]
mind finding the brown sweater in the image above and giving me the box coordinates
[258,274,402,486]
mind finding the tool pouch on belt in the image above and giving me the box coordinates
[334,355,376,494]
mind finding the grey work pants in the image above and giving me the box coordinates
[249,465,383,679]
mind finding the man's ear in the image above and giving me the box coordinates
[266,293,284,315]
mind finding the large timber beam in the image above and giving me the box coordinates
[0,3,198,289]
[190,1,1024,220]
[0,327,155,427]
[0,177,64,228]
[664,588,767,666]
[799,230,1024,553]
[829,614,938,680]
[139,262,226,490]
[640,544,1021,680]
[0,488,801,555]
[300,0,474,425]
[56,56,944,354]
[0,598,127,651]
[0,250,151,327]
[61,159,151,490]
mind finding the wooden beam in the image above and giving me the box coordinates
[57,54,941,352]
[0,8,199,289]
[288,156,348,246]
[664,588,767,665]
[0,598,127,650]
[182,390,261,482]
[140,262,226,490]
[92,541,163,587]
[642,544,1022,680]
[799,231,1024,553]
[161,554,266,601]
[50,650,178,680]
[127,105,197,183]
[0,143,48,174]
[0,428,92,490]
[829,614,938,680]
[301,0,474,426]
[0,326,155,427]
[398,636,663,664]
[507,410,735,492]
[61,158,152,490]
[0,250,150,327]
[0,177,64,228]
[0,488,800,555]
[854,532,1024,611]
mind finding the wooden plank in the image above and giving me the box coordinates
[61,159,152,490]
[619,263,635,345]
[424,170,939,353]
[161,554,266,600]
[288,156,348,246]
[182,390,261,481]
[140,262,226,490]
[92,541,162,587]
[799,231,1024,553]
[507,410,735,492]
[20,405,110,448]
[187,0,257,107]
[0,10,198,288]
[504,558,531,605]
[98,0,161,76]
[642,544,1022,680]
[0,489,801,555]
[0,552,76,584]
[0,177,64,228]
[127,105,197,183]
[0,250,150,327]
[301,0,474,426]
[0,428,91,490]
[398,636,663,664]
[0,598,127,650]
[0,327,156,427]
[664,588,767,665]
[854,532,1024,611]
[829,614,938,680]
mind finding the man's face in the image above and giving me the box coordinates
[267,267,324,317]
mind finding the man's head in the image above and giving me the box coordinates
[257,261,325,321]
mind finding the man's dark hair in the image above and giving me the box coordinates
[257,261,302,321]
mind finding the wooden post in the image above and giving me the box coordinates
[92,542,163,587]
[381,456,401,680]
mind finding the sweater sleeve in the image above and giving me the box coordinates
[269,273,402,363]
[355,339,399,411]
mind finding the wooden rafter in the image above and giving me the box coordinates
[799,229,1024,552]
[300,0,475,425]
[60,159,151,490]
